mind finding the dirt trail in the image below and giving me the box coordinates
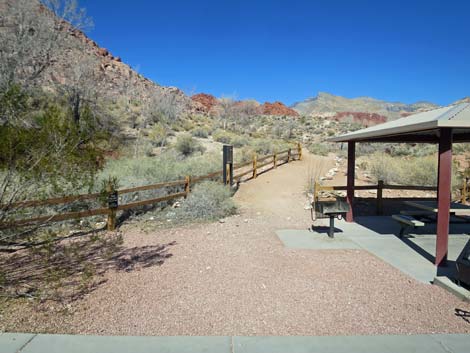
[235,151,334,221]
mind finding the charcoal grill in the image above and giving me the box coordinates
[456,239,470,287]
[313,198,350,238]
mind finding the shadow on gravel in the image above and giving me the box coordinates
[0,233,175,303]
[455,308,470,324]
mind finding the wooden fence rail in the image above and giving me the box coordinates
[314,180,437,215]
[1,143,302,230]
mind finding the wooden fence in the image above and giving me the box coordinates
[1,143,302,231]
[314,180,437,215]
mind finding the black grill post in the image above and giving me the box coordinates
[223,145,233,186]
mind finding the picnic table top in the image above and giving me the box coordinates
[404,200,470,216]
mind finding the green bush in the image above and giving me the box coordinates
[177,181,236,220]
[175,133,205,156]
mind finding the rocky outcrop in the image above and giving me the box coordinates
[191,93,218,113]
[260,101,299,117]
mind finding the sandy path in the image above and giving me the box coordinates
[3,152,470,335]
[235,151,334,220]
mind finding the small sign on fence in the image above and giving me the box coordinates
[107,191,119,209]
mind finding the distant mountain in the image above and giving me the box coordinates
[291,92,439,120]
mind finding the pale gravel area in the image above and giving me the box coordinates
[3,152,470,335]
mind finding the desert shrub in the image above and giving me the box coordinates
[98,150,219,190]
[148,123,168,147]
[252,139,272,155]
[231,135,249,148]
[177,181,236,220]
[212,129,233,144]
[191,126,210,138]
[369,153,407,184]
[237,146,256,163]
[175,133,205,156]
[308,143,330,156]
[368,153,459,188]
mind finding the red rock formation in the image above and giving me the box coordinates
[191,93,218,113]
[333,112,387,126]
[261,101,299,117]
[98,48,109,57]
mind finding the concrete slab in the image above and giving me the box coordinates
[276,229,361,250]
[0,333,36,353]
[431,334,470,353]
[280,217,470,285]
[434,276,470,301]
[234,334,470,353]
[339,217,470,284]
[19,335,231,353]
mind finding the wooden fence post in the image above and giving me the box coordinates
[253,154,257,179]
[376,179,384,215]
[297,143,302,160]
[185,175,191,197]
[226,164,233,185]
[313,181,319,201]
[106,180,118,231]
[287,148,291,163]
[273,153,277,168]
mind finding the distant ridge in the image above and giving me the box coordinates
[291,92,439,120]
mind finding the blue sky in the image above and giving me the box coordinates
[80,0,470,106]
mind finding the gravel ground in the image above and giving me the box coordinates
[2,152,470,335]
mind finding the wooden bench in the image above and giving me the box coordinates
[392,214,425,238]
[399,210,434,217]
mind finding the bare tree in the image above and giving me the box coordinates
[216,96,236,130]
[0,0,92,89]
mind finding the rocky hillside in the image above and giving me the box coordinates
[1,0,196,134]
[292,92,439,121]
[191,93,298,117]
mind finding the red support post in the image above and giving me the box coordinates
[435,128,452,267]
[346,141,356,222]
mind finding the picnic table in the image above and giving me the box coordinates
[404,200,470,216]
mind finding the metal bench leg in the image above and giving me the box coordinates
[399,225,407,238]
[329,215,335,238]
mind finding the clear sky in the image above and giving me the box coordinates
[79,0,470,106]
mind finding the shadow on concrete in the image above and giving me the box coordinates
[310,225,344,235]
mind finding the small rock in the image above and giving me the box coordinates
[149,216,155,221]
[219,219,226,223]
[95,221,106,229]
[244,219,249,223]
